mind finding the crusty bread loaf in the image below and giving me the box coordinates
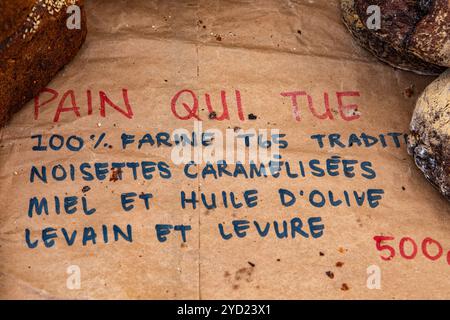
[0,0,87,126]
[408,69,450,201]
[341,0,449,75]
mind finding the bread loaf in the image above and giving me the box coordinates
[341,0,449,75]
[0,0,87,126]
[408,69,450,201]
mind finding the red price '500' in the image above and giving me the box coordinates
[373,236,450,265]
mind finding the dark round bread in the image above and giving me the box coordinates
[0,0,87,126]
[341,0,449,75]
[408,69,450,201]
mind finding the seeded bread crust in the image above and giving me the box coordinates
[0,0,87,126]
[341,0,448,75]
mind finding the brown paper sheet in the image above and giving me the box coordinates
[0,0,449,299]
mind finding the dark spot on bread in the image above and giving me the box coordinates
[404,85,415,98]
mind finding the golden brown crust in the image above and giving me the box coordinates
[0,0,87,126]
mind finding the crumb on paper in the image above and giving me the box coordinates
[109,167,123,182]
[208,111,217,119]
[338,247,347,253]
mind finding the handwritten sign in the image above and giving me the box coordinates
[0,0,448,299]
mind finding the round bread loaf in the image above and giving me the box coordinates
[408,69,450,201]
[0,0,87,126]
[341,0,449,75]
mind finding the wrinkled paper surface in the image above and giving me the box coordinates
[0,0,449,299]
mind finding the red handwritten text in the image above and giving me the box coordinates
[170,89,245,121]
[34,88,134,122]
[280,91,361,122]
[373,235,449,265]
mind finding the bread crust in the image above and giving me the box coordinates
[353,0,450,67]
[341,0,448,75]
[0,0,87,126]
[408,69,450,201]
